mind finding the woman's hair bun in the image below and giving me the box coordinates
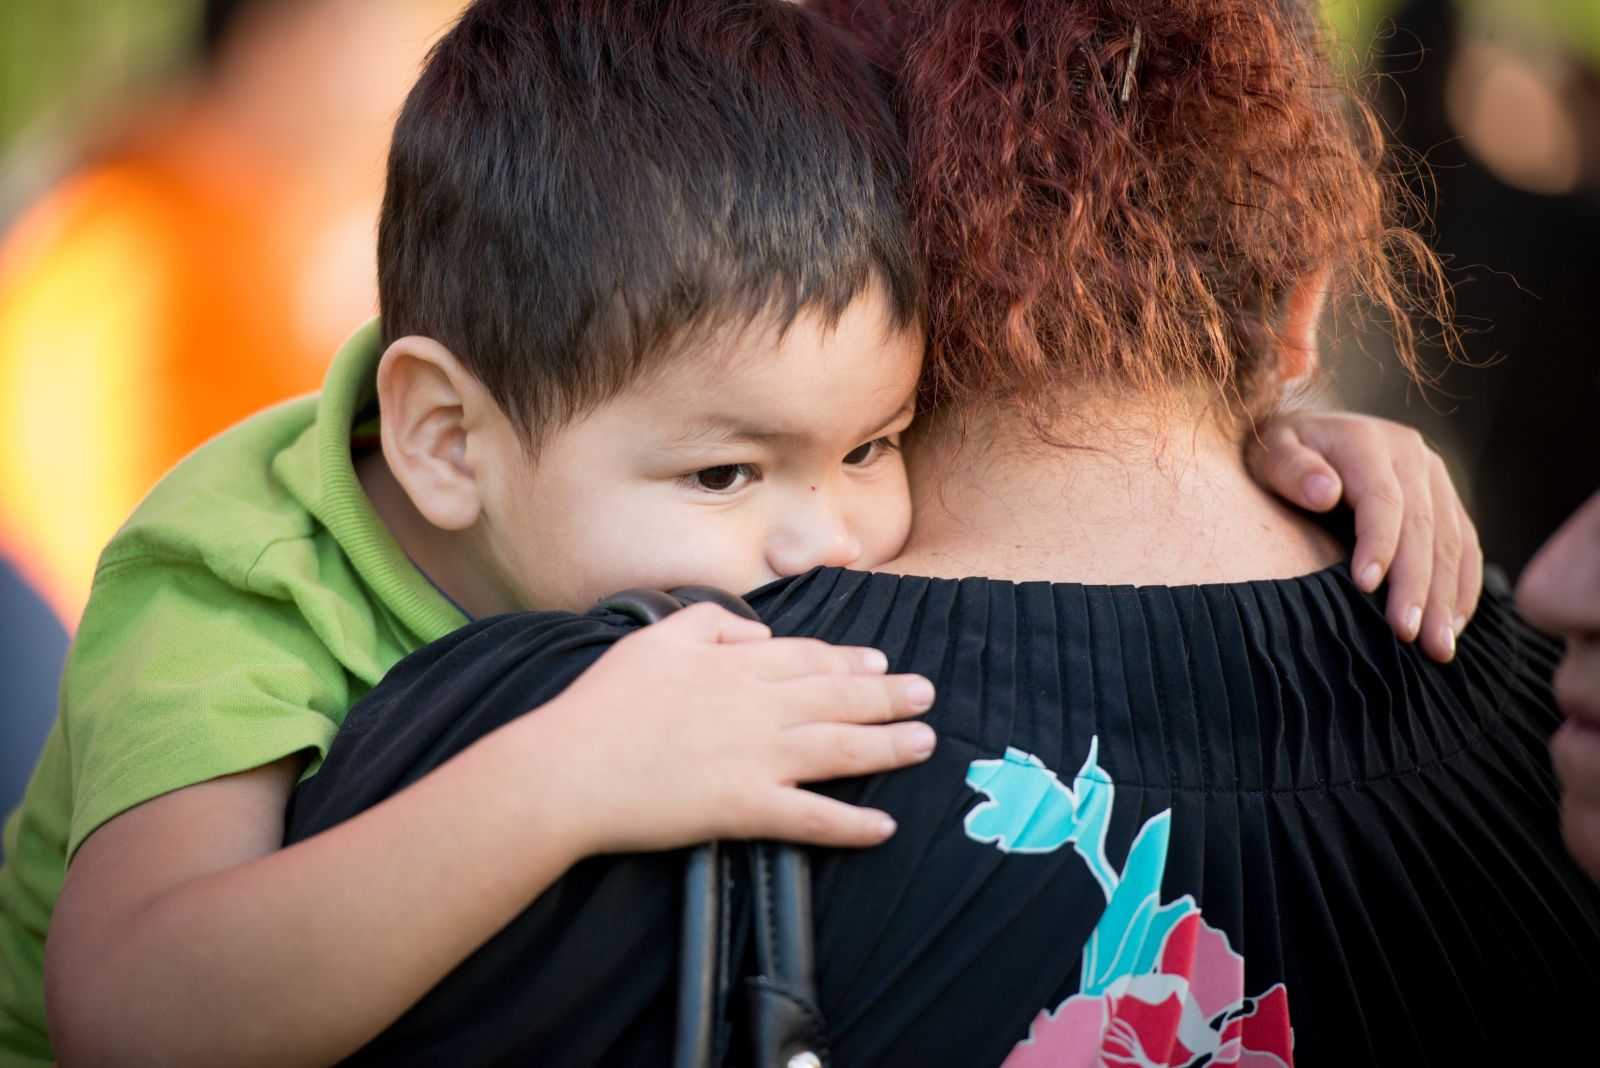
[811,0,1451,422]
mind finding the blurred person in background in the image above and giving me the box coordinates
[0,0,460,824]
[1519,490,1600,885]
[0,0,462,630]
[1333,0,1600,578]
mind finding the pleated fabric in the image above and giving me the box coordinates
[752,563,1598,1066]
[287,563,1600,1066]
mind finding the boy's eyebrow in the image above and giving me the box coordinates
[863,399,918,438]
[661,400,916,451]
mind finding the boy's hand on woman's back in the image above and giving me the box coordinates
[1248,409,1483,663]
[533,602,937,855]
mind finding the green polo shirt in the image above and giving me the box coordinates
[0,320,467,1065]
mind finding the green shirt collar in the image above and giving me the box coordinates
[306,319,467,643]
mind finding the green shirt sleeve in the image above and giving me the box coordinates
[62,553,353,859]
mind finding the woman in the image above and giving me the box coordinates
[294,0,1598,1063]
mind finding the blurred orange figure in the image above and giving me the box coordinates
[0,0,462,627]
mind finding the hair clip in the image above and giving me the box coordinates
[1068,46,1093,98]
[1120,24,1143,105]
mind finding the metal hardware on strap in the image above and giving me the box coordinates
[597,586,828,1068]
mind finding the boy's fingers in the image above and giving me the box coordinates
[780,721,937,782]
[658,601,770,644]
[1343,459,1406,595]
[1453,514,1484,639]
[737,637,889,679]
[1245,421,1342,513]
[1383,498,1433,645]
[1379,436,1448,645]
[775,673,935,726]
[757,793,900,849]
[1418,463,1463,662]
[1417,546,1460,661]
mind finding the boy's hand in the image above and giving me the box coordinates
[1247,410,1482,664]
[536,602,936,854]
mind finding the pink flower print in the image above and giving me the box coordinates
[1001,914,1293,1068]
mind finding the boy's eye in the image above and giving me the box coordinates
[843,437,899,466]
[686,463,756,494]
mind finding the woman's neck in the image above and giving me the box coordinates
[887,391,1343,585]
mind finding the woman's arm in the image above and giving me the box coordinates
[45,606,936,1068]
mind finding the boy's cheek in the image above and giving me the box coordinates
[854,472,915,569]
[531,517,770,610]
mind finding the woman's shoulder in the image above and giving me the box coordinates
[751,561,1554,675]
[749,563,1561,791]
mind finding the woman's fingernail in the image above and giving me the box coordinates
[1304,474,1337,507]
[1452,614,1467,638]
[907,678,936,710]
[1404,605,1422,639]
[862,649,889,673]
[909,723,937,755]
[877,816,898,839]
[1360,563,1383,591]
[1438,624,1456,659]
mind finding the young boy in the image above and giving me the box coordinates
[0,1,1474,1064]
[0,3,933,1064]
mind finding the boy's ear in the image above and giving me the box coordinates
[1275,272,1329,385]
[376,336,493,532]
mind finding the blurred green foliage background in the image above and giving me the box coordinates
[1,1,204,156]
[8,1,1600,166]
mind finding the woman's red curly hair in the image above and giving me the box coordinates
[811,0,1451,424]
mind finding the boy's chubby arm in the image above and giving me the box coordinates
[45,604,936,1068]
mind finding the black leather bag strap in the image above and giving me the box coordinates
[598,587,830,1068]
[598,589,730,1068]
[746,844,829,1068]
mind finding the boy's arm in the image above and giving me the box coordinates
[46,605,937,1068]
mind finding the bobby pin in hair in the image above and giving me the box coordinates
[1120,24,1143,105]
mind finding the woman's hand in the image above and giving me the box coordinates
[1246,410,1482,663]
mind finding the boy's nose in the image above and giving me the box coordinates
[766,498,864,577]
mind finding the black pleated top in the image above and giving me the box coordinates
[290,562,1600,1066]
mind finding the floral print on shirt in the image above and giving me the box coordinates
[965,740,1295,1068]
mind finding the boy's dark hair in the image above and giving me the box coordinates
[379,0,923,441]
